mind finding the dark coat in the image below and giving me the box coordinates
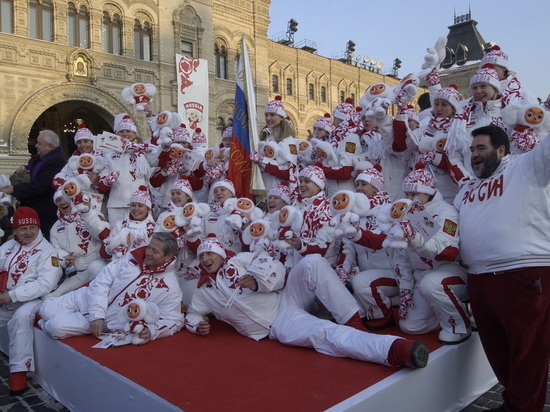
[13,146,67,239]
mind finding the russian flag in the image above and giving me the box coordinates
[228,36,265,200]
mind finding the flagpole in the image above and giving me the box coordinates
[240,36,265,197]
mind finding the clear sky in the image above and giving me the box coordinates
[268,0,549,101]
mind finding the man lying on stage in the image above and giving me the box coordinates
[185,237,429,368]
[39,232,184,344]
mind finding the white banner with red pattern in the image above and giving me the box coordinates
[176,55,209,132]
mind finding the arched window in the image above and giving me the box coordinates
[102,11,122,55]
[339,91,345,103]
[180,41,193,57]
[308,83,314,100]
[215,44,227,79]
[286,78,293,95]
[0,0,13,33]
[272,75,279,93]
[29,0,53,41]
[320,86,327,103]
[350,93,355,105]
[456,44,469,66]
[68,3,89,48]
[134,20,152,60]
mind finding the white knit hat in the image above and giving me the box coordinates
[480,45,508,69]
[299,165,326,190]
[313,113,333,134]
[470,64,500,92]
[265,95,286,117]
[268,182,291,205]
[192,128,207,145]
[198,237,226,259]
[212,179,235,196]
[74,123,93,143]
[53,188,64,204]
[173,124,191,143]
[222,126,233,139]
[171,179,194,200]
[129,185,152,209]
[114,114,137,133]
[332,98,355,121]
[434,84,461,112]
[402,166,436,195]
[355,165,385,191]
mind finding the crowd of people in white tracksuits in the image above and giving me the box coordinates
[0,39,548,410]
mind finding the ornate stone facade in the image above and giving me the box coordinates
[0,0,402,173]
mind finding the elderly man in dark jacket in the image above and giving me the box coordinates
[0,130,67,239]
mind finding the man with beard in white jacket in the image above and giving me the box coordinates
[39,233,184,344]
[454,125,550,412]
[0,207,62,395]
[185,237,429,369]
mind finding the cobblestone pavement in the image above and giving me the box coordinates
[0,350,547,411]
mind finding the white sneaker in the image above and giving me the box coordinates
[438,329,472,345]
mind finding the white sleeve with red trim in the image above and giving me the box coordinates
[407,198,460,262]
[335,133,361,167]
[81,210,111,240]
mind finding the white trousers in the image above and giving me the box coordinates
[0,300,42,372]
[46,260,107,298]
[269,255,399,365]
[399,263,469,335]
[350,268,398,319]
[39,288,97,339]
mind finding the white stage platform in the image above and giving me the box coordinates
[0,327,497,412]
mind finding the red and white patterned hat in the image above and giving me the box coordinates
[74,123,93,143]
[12,206,40,229]
[192,128,207,145]
[434,84,461,112]
[402,165,436,195]
[355,165,385,191]
[268,182,291,205]
[403,105,420,124]
[130,185,152,209]
[173,124,191,143]
[313,113,333,134]
[480,45,508,69]
[171,178,194,200]
[222,126,233,139]
[299,165,326,190]
[115,114,137,133]
[265,95,286,117]
[198,237,226,259]
[332,98,355,121]
[212,179,235,196]
[470,64,500,92]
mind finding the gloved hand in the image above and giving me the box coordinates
[399,289,415,319]
[425,67,440,87]
[335,266,349,284]
[418,151,436,165]
[249,151,264,163]
[102,170,120,186]
[400,220,416,242]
